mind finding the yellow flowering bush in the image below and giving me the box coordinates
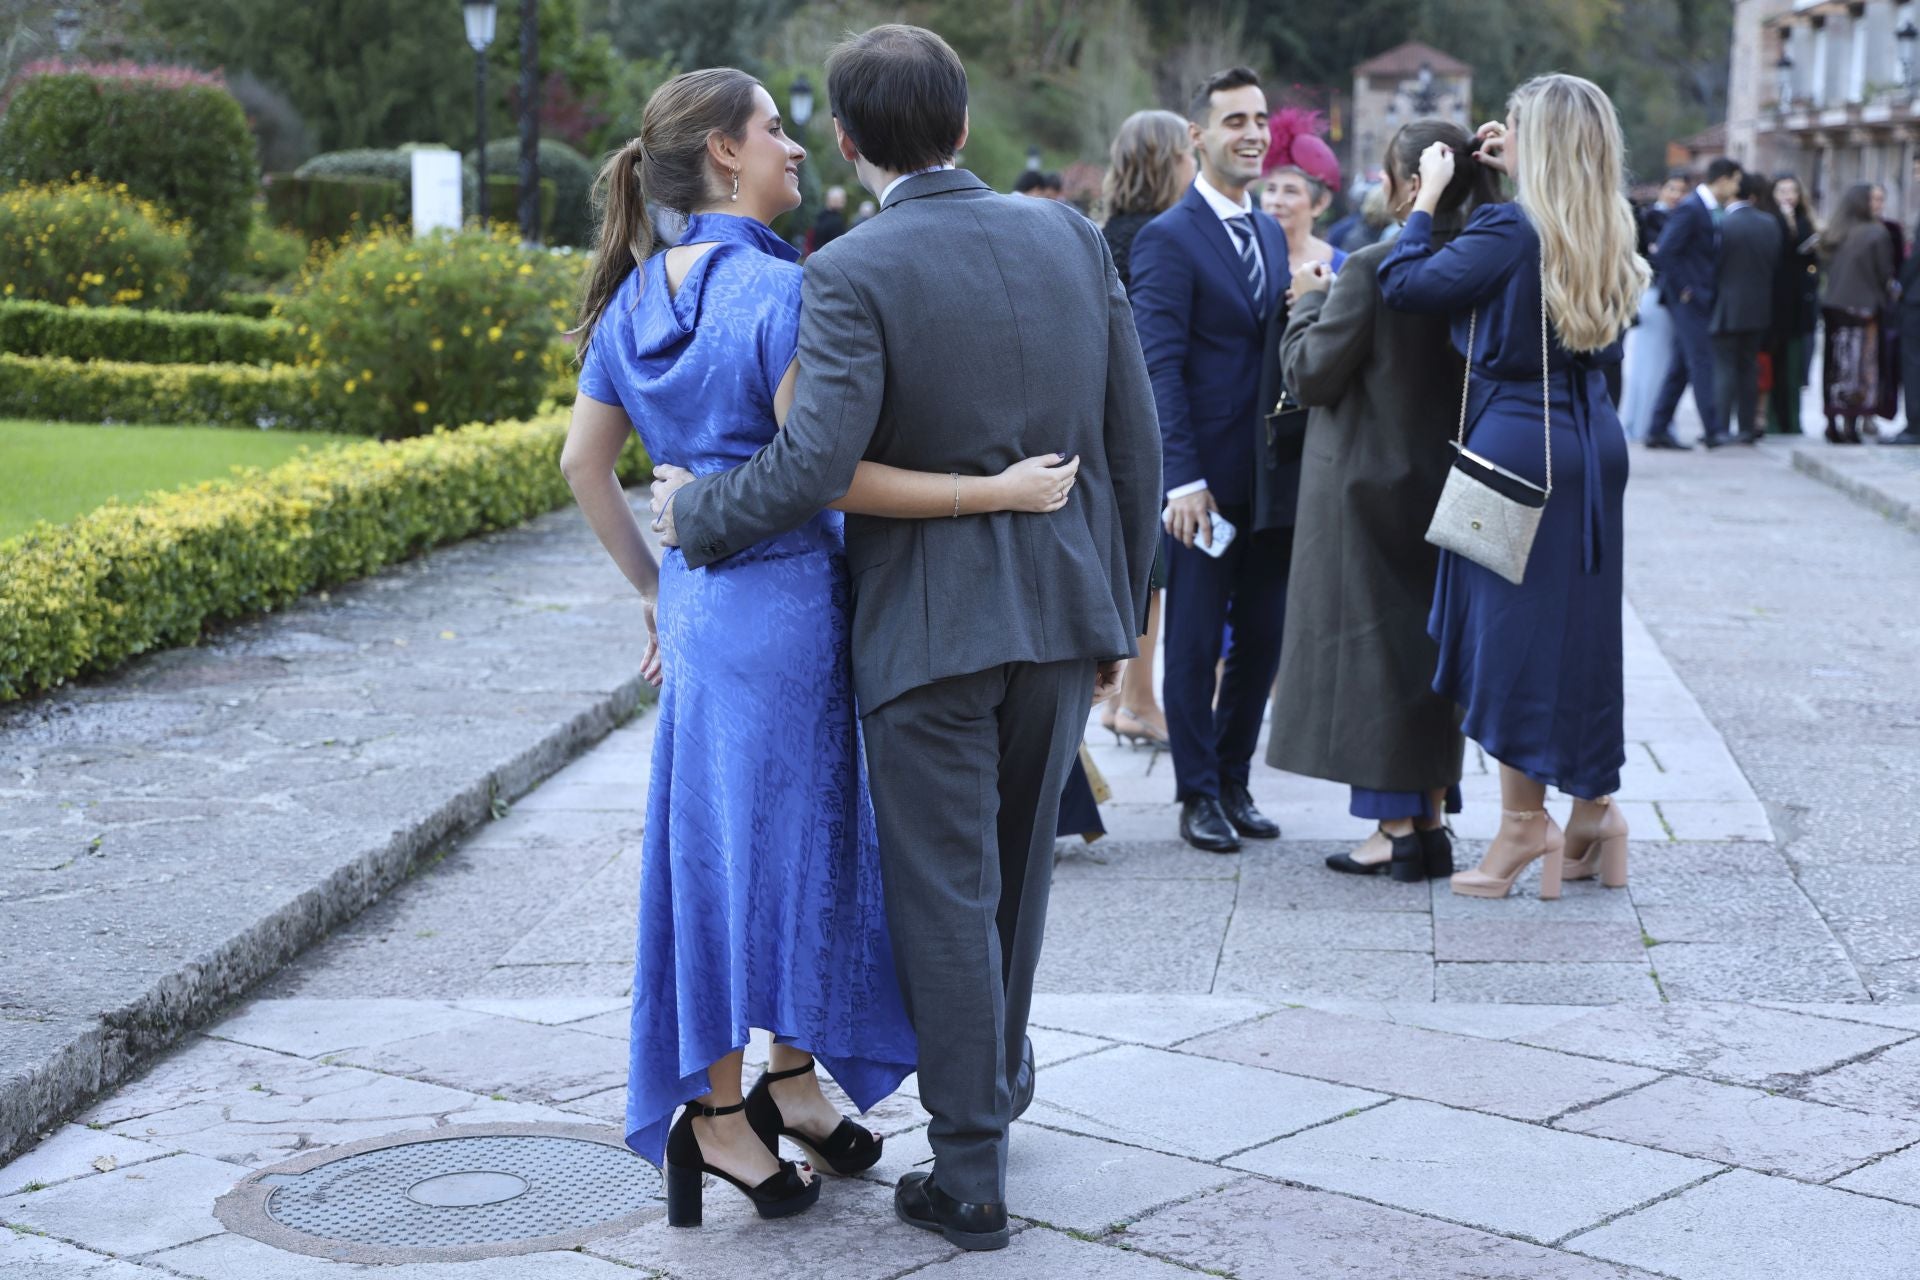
[0,413,650,702]
[276,224,582,438]
[0,179,193,309]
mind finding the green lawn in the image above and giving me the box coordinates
[0,420,358,541]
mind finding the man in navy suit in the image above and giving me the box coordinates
[1129,66,1292,854]
[1644,156,1744,450]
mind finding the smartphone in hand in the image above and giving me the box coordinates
[1199,511,1237,559]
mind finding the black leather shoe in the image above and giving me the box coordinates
[895,1172,1010,1251]
[1418,825,1454,879]
[1220,781,1280,839]
[1180,796,1240,853]
[1644,435,1693,451]
[1702,433,1733,450]
[1010,1035,1035,1120]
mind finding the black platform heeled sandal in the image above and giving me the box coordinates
[664,1099,821,1227]
[744,1058,884,1177]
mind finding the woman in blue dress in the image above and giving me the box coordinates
[1378,74,1647,901]
[559,69,1081,1225]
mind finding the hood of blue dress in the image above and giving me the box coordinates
[624,212,800,360]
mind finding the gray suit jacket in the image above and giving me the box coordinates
[1711,204,1782,334]
[672,169,1164,713]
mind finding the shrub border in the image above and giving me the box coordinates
[0,299,295,366]
[0,413,648,702]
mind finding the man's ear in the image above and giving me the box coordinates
[1189,119,1205,150]
[955,109,970,154]
[834,118,860,165]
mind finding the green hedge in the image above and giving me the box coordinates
[265,175,406,242]
[0,353,324,428]
[0,64,259,301]
[476,139,596,245]
[0,301,295,366]
[0,413,651,702]
[219,292,281,320]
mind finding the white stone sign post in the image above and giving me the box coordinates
[411,149,463,237]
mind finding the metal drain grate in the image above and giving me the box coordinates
[216,1123,664,1265]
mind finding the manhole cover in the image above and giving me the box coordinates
[215,1123,663,1264]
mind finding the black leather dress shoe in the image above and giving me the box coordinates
[1011,1035,1035,1119]
[1644,435,1693,451]
[1180,796,1240,853]
[896,1172,1010,1251]
[1220,781,1280,839]
[1702,433,1733,450]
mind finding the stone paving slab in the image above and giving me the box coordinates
[1792,1036,1920,1116]
[906,1228,1196,1277]
[1026,992,1271,1047]
[0,1122,173,1194]
[1789,438,1920,533]
[151,1232,646,1278]
[1571,1166,1920,1280]
[1017,1043,1383,1160]
[1121,1177,1667,1280]
[0,1151,239,1255]
[0,1232,159,1279]
[1834,1141,1920,1205]
[1554,1073,1920,1181]
[0,502,660,1161]
[1519,1002,1913,1088]
[1181,1008,1662,1122]
[1229,1098,1720,1243]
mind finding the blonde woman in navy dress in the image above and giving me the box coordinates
[1378,74,1647,901]
[559,69,1082,1225]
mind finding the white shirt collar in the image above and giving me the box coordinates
[1194,173,1254,223]
[1696,183,1720,211]
[881,164,956,206]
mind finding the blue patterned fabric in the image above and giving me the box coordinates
[579,212,917,1166]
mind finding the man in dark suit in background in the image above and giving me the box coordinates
[1129,66,1293,855]
[1710,171,1782,446]
[1645,156,1744,450]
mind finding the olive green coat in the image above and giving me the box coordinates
[1266,239,1465,792]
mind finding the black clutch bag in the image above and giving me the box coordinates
[1265,385,1309,460]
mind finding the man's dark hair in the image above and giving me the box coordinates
[1705,157,1743,184]
[1012,169,1049,195]
[1188,66,1261,124]
[1738,171,1772,206]
[827,24,968,173]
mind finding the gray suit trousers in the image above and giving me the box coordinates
[861,658,1094,1204]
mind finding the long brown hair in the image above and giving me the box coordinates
[1384,118,1501,233]
[576,68,761,356]
[1103,109,1189,219]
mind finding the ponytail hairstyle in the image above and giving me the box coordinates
[575,68,761,357]
[1383,117,1502,233]
[1508,73,1649,353]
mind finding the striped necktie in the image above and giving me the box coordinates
[1227,214,1264,300]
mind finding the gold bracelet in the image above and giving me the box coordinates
[951,472,960,518]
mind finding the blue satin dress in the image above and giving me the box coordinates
[1378,204,1628,800]
[578,213,916,1165]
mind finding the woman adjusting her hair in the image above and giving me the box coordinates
[1378,73,1648,904]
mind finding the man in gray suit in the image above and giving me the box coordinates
[651,24,1162,1250]
[1710,171,1783,446]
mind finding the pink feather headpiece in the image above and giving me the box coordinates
[1264,106,1341,192]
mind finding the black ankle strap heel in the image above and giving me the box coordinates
[664,1098,821,1227]
[744,1057,885,1177]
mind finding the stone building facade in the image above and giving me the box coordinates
[1348,42,1473,183]
[1730,0,1920,220]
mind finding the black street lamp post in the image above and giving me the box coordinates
[517,0,539,243]
[464,3,498,226]
[789,74,815,132]
[1901,20,1918,98]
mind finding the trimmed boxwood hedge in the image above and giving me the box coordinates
[0,300,295,366]
[0,413,651,702]
[0,353,324,428]
[219,292,281,320]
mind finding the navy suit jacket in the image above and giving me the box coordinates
[1653,192,1719,314]
[1128,184,1290,516]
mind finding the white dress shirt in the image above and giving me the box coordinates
[881,163,956,206]
[1166,175,1264,502]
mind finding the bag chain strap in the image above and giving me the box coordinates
[1451,283,1554,497]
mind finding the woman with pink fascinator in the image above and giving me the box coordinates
[1262,107,1346,276]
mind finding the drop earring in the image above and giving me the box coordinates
[730,170,740,202]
